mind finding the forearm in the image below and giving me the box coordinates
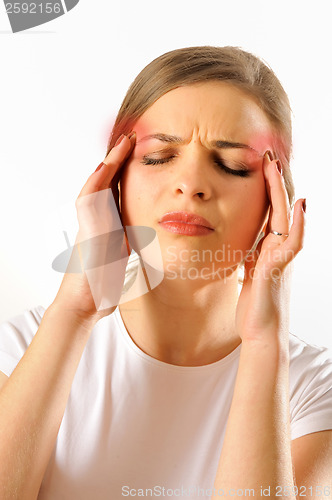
[213,338,295,498]
[0,302,96,500]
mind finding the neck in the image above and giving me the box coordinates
[119,265,242,367]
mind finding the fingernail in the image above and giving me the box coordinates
[95,162,106,172]
[114,134,126,147]
[127,131,136,140]
[264,150,273,162]
[302,198,306,213]
[275,159,283,176]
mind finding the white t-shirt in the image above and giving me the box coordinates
[0,306,332,499]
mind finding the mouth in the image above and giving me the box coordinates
[158,211,215,236]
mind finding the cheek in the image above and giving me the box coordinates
[228,175,267,213]
[227,177,269,245]
[119,163,155,225]
[244,178,268,216]
[247,182,269,236]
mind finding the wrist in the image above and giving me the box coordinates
[240,336,290,364]
[46,300,99,333]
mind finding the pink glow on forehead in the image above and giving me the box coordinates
[248,132,282,157]
[103,113,283,161]
[133,128,278,160]
[101,115,116,147]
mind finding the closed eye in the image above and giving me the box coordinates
[213,158,250,178]
[141,155,177,166]
[141,155,251,178]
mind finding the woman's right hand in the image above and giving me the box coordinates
[52,132,136,325]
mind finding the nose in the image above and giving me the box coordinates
[172,149,212,201]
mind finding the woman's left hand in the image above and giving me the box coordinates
[235,151,306,345]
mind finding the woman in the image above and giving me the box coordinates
[0,46,331,499]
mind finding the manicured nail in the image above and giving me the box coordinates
[275,159,283,175]
[114,134,125,147]
[302,198,306,213]
[95,162,106,172]
[264,150,273,162]
[127,131,136,140]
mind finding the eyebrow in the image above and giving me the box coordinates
[136,133,257,152]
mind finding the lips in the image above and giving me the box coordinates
[159,211,214,229]
[158,212,214,236]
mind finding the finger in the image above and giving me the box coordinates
[279,198,306,265]
[263,152,290,241]
[101,132,136,191]
[107,134,135,213]
[77,133,135,199]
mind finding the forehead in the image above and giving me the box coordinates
[135,81,272,151]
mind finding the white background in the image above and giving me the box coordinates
[0,0,331,349]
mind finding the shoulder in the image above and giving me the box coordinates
[289,332,332,386]
[288,332,332,441]
[0,305,45,343]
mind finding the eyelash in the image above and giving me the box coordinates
[141,155,251,178]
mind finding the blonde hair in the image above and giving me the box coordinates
[107,45,295,207]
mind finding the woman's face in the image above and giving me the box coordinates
[120,81,273,277]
